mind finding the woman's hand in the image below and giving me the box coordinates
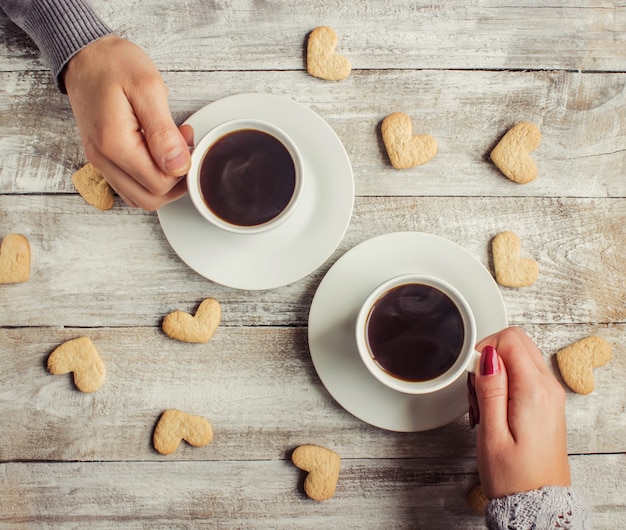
[469,326,571,499]
[64,35,193,210]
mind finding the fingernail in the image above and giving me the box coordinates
[480,345,500,376]
[165,149,189,173]
[468,404,477,429]
[467,373,475,396]
[467,374,480,428]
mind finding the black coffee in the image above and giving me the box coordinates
[199,129,296,227]
[365,283,464,382]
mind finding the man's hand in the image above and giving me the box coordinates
[64,35,192,210]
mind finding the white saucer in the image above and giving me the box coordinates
[158,94,354,290]
[307,232,508,432]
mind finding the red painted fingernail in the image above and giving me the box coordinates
[467,374,480,428]
[467,373,476,396]
[468,405,477,429]
[480,345,500,376]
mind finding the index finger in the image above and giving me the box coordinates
[93,88,185,197]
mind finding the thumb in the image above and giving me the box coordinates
[132,83,191,177]
[475,346,509,438]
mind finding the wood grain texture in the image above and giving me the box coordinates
[0,0,624,527]
[0,196,623,327]
[0,455,624,529]
[1,0,625,72]
[2,70,625,198]
[0,324,623,462]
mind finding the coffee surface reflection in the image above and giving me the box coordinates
[365,283,464,381]
[199,129,296,227]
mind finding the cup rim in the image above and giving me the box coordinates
[186,118,304,235]
[355,273,477,395]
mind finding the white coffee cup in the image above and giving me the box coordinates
[187,118,303,234]
[355,273,481,394]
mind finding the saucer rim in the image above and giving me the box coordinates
[157,93,354,290]
[307,231,508,432]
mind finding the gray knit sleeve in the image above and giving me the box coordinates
[485,486,590,529]
[0,0,113,92]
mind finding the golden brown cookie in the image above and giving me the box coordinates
[467,484,489,514]
[0,233,30,284]
[47,337,106,393]
[162,298,221,343]
[556,335,612,395]
[71,163,115,210]
[490,122,541,184]
[381,112,438,169]
[292,444,341,501]
[492,231,539,287]
[307,26,351,81]
[153,409,214,455]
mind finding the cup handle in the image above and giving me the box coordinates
[467,349,482,374]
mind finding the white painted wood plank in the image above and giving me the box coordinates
[0,324,623,462]
[0,196,623,327]
[1,455,623,529]
[2,1,625,72]
[2,70,625,198]
[1,2,624,527]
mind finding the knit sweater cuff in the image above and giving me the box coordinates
[485,486,589,530]
[16,0,113,92]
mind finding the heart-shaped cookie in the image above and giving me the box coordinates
[492,231,539,287]
[307,26,351,81]
[0,233,30,284]
[490,122,541,184]
[162,298,221,343]
[381,112,438,169]
[153,409,214,455]
[292,444,341,501]
[47,337,106,393]
[467,484,490,514]
[71,163,115,210]
[556,335,612,395]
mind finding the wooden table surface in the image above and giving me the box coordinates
[1,1,625,528]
